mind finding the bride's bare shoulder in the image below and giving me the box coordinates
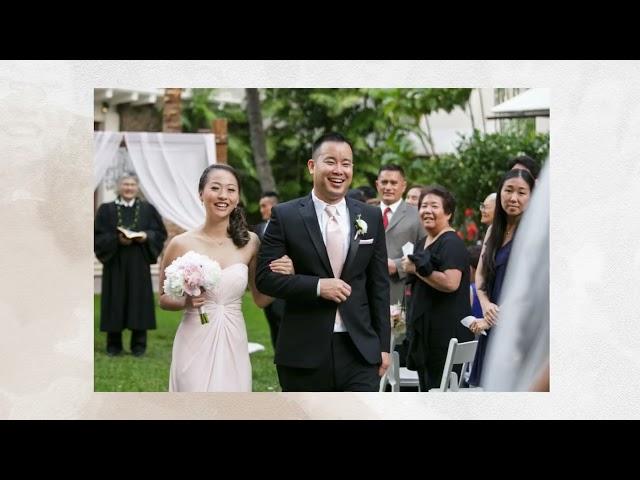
[166,230,202,254]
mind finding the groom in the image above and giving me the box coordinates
[256,132,390,392]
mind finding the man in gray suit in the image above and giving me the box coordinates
[375,165,426,305]
[375,164,426,371]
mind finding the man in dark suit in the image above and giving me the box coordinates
[255,191,279,239]
[254,191,284,349]
[256,132,391,392]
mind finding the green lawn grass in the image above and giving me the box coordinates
[94,293,281,392]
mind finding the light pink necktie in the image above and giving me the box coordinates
[325,205,345,329]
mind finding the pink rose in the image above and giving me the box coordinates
[183,264,205,296]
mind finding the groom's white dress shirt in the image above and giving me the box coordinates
[311,190,350,333]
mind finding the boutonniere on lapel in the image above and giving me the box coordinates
[354,214,368,240]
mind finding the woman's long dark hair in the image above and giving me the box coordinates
[198,164,250,248]
[480,168,535,294]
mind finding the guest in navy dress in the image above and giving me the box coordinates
[468,168,536,387]
[467,245,483,319]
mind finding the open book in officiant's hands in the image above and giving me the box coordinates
[117,226,145,239]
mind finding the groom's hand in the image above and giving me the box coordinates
[378,352,390,377]
[318,278,352,303]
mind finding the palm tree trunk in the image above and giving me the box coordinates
[163,88,182,132]
[246,88,276,193]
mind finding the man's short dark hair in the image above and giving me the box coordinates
[356,185,377,201]
[508,155,540,179]
[260,191,279,201]
[347,189,366,202]
[311,132,353,159]
[378,164,405,178]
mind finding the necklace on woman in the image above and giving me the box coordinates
[200,226,229,246]
[505,225,515,239]
[205,234,228,246]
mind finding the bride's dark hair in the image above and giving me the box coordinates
[198,164,250,248]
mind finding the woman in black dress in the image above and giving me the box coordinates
[401,186,473,391]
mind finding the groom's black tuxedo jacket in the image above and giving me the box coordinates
[256,194,391,368]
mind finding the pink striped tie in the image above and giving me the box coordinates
[325,205,345,329]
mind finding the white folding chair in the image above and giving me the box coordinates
[379,350,401,392]
[430,338,479,392]
[399,365,420,390]
[379,331,421,392]
[380,333,400,392]
[394,330,421,390]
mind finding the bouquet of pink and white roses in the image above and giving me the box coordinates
[163,251,222,324]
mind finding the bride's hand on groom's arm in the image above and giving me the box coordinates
[318,278,352,303]
[269,255,295,275]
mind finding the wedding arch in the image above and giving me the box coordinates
[94,131,216,230]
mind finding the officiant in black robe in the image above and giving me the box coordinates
[94,174,167,356]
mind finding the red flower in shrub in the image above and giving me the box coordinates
[464,208,474,218]
[466,221,478,241]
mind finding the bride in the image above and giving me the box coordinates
[159,164,294,392]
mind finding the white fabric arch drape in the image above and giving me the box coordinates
[94,131,124,190]
[123,132,216,230]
